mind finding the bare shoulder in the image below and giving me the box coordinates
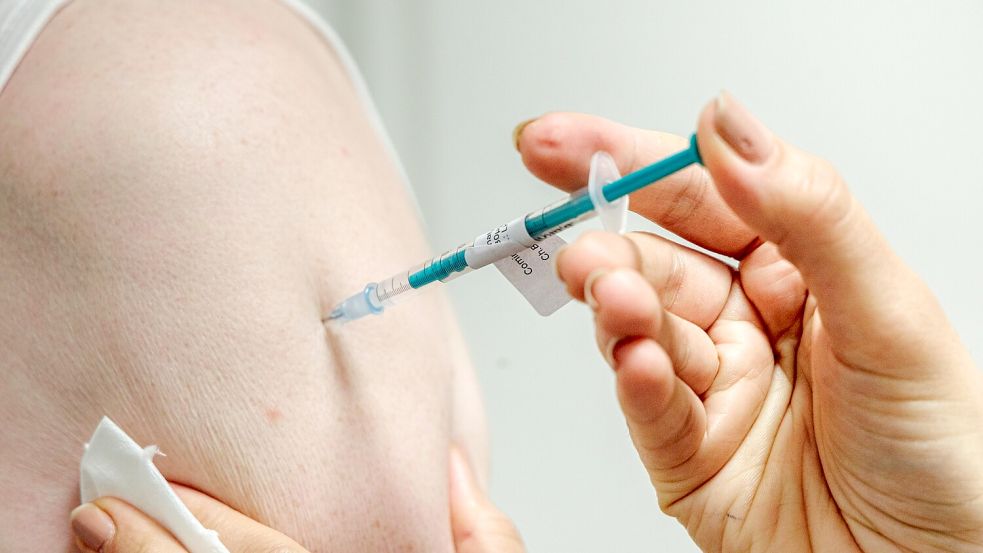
[0,0,432,304]
[0,1,475,551]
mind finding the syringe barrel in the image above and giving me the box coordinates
[401,193,599,292]
[523,188,597,239]
[375,269,416,305]
[374,244,471,306]
[404,244,470,289]
[376,139,703,303]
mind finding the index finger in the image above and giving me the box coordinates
[517,112,758,258]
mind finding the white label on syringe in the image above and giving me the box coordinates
[494,235,571,316]
[464,216,538,269]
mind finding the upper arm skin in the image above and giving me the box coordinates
[0,0,486,551]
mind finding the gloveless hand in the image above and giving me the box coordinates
[516,92,983,552]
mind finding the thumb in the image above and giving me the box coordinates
[449,447,525,553]
[697,92,948,367]
[71,485,310,553]
[71,499,187,553]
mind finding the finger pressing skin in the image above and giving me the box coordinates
[171,485,309,553]
[73,499,186,553]
[71,487,310,553]
[449,447,526,553]
[557,230,732,329]
[589,268,719,395]
[516,112,758,257]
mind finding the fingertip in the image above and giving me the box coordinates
[696,95,763,217]
[449,446,526,553]
[71,502,116,553]
[695,93,797,242]
[590,268,661,336]
[558,231,637,301]
[518,112,634,191]
[87,496,189,552]
[449,445,481,547]
[516,112,570,183]
[698,93,896,342]
[696,94,717,138]
[511,117,539,151]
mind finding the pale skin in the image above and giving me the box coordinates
[75,94,983,552]
[1,1,487,551]
[66,447,512,553]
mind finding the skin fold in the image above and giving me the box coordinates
[0,1,486,551]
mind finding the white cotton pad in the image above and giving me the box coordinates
[80,417,230,553]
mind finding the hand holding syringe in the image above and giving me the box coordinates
[327,134,703,323]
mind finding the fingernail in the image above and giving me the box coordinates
[714,91,773,164]
[553,245,568,284]
[512,117,538,152]
[583,268,608,310]
[612,337,647,368]
[71,503,115,551]
[603,337,622,369]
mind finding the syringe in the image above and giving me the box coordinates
[327,134,703,323]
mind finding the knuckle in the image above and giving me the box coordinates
[635,404,699,471]
[661,246,686,310]
[666,325,693,376]
[796,157,849,221]
[777,153,855,246]
[627,232,683,307]
[657,167,710,229]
